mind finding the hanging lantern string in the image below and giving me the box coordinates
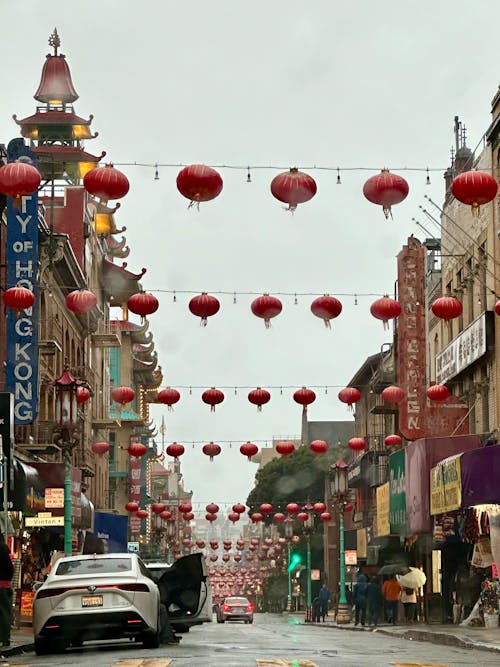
[111,161,447,175]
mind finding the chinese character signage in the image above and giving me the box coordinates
[389,448,407,535]
[129,436,143,536]
[436,313,486,384]
[430,454,462,515]
[376,482,390,536]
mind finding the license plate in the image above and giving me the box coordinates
[81,595,103,607]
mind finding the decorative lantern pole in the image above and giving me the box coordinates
[51,369,87,555]
[302,502,315,622]
[284,517,294,612]
[329,460,351,625]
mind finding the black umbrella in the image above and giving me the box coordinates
[378,563,410,576]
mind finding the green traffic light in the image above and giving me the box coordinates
[288,553,302,572]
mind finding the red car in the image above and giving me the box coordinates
[217,596,254,624]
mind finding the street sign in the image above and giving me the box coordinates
[127,541,140,553]
[25,516,64,527]
[45,488,64,508]
[344,549,358,565]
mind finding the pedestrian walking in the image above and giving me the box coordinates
[0,533,13,648]
[352,573,368,626]
[318,584,330,622]
[366,576,383,626]
[400,587,417,623]
[382,574,402,625]
[311,596,321,622]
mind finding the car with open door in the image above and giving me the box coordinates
[32,553,160,655]
[145,552,212,632]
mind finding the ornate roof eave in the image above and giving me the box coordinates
[88,199,122,216]
[110,318,153,345]
[13,111,95,128]
[105,235,130,259]
[34,145,106,163]
[143,370,163,394]
[133,341,155,356]
[102,258,146,306]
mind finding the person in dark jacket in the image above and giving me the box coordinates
[0,533,13,648]
[352,573,368,626]
[318,584,330,622]
[366,576,384,626]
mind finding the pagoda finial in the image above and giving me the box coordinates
[48,28,60,55]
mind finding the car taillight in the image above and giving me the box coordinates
[36,587,84,599]
[222,604,231,611]
[36,583,149,598]
[246,604,254,611]
[109,584,150,592]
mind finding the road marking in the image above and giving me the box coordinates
[114,660,172,667]
[256,660,319,667]
[391,663,449,667]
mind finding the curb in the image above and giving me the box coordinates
[0,643,34,659]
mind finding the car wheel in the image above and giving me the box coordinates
[34,637,51,656]
[142,628,160,649]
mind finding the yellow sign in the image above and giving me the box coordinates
[376,482,390,536]
[25,516,64,527]
[430,455,461,515]
[45,487,64,508]
[357,528,367,558]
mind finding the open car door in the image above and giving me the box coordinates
[157,553,212,629]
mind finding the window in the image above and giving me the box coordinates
[55,557,132,576]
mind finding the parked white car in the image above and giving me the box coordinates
[33,553,160,654]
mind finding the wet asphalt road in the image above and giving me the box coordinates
[4,613,499,666]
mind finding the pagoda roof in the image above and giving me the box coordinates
[102,258,146,305]
[105,235,130,259]
[34,145,105,164]
[35,30,79,103]
[133,341,155,354]
[13,110,94,127]
[111,318,153,345]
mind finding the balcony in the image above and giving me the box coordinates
[39,315,63,355]
[74,446,95,478]
[14,421,61,456]
[91,321,121,348]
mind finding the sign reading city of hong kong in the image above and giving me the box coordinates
[6,190,39,424]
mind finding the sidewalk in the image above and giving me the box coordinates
[310,617,500,654]
[0,627,34,660]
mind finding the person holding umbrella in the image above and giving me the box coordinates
[396,567,427,624]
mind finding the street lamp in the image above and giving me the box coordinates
[284,517,294,611]
[301,502,315,622]
[329,459,351,625]
[52,369,88,555]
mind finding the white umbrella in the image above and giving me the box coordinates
[396,567,427,589]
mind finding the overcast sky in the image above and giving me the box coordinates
[1,2,499,511]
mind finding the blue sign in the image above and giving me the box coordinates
[5,140,39,424]
[92,512,128,553]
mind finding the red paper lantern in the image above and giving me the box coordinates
[344,503,354,513]
[338,387,361,409]
[495,300,500,317]
[431,296,463,321]
[179,502,192,514]
[259,503,273,515]
[189,293,220,326]
[248,387,271,411]
[182,538,192,548]
[202,441,221,461]
[427,384,450,402]
[184,512,195,521]
[157,387,181,409]
[66,289,97,314]
[451,170,498,215]
[196,540,205,549]
[310,295,343,328]
[176,164,223,205]
[112,386,135,405]
[125,501,139,513]
[166,442,185,460]
[83,164,129,202]
[276,441,296,456]
[385,434,402,448]
[381,385,405,404]
[128,441,147,457]
[250,512,263,523]
[296,512,309,523]
[291,535,300,544]
[251,294,282,328]
[348,437,367,452]
[76,386,91,404]
[234,554,242,563]
[2,286,35,312]
[240,441,259,461]
[160,510,173,521]
[0,162,41,207]
[293,387,316,411]
[310,439,328,455]
[135,509,148,520]
[91,441,109,456]
[286,503,300,515]
[270,168,317,211]
[320,512,332,522]
[222,553,230,562]
[206,502,219,514]
[206,513,217,522]
[151,503,166,515]
[228,512,240,523]
[313,502,326,514]
[232,503,246,514]
[363,169,409,218]
[210,555,218,562]
[273,512,285,523]
[202,387,224,412]
[370,295,402,328]
[127,291,159,319]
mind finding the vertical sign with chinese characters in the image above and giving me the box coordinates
[129,436,143,536]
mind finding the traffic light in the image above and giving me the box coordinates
[288,552,302,572]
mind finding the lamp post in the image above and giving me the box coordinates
[302,502,315,622]
[52,369,87,555]
[329,459,351,625]
[284,517,294,611]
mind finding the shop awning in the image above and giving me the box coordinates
[460,445,500,507]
